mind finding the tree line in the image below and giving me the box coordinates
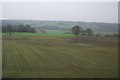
[2,23,94,37]
[2,24,36,33]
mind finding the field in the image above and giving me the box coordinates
[2,30,74,37]
[2,32,118,78]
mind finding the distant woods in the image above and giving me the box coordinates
[72,25,94,36]
[2,24,36,33]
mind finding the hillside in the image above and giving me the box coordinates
[1,19,118,35]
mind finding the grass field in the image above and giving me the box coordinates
[2,33,118,78]
[2,30,74,37]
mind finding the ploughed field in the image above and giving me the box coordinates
[2,35,118,78]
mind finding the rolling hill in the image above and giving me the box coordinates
[1,19,118,35]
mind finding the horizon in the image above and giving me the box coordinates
[0,18,118,24]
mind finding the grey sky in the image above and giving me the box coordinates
[2,2,118,23]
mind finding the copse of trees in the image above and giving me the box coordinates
[2,24,36,33]
[72,25,94,36]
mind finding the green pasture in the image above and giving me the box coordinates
[2,33,118,78]
[2,30,74,37]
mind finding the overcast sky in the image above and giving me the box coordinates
[2,2,118,23]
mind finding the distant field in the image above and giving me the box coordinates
[2,33,118,78]
[2,30,74,37]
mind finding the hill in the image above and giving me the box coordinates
[1,19,118,35]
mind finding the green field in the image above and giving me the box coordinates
[2,30,74,37]
[2,33,118,78]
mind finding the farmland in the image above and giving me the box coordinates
[2,33,118,78]
[2,31,74,37]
